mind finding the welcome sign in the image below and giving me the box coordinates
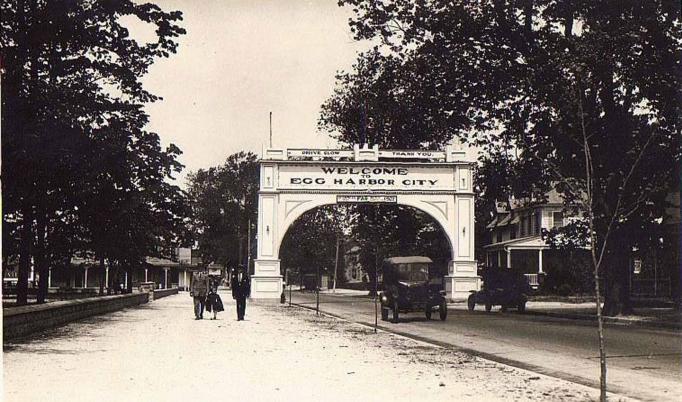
[277,163,456,191]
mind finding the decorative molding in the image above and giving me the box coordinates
[422,200,448,219]
[284,199,312,220]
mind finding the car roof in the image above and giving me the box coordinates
[383,256,433,264]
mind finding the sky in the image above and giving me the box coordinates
[134,0,368,186]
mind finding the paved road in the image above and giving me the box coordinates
[289,291,682,402]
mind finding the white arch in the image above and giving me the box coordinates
[251,146,479,301]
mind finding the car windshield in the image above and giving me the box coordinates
[396,263,429,282]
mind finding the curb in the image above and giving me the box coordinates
[293,294,682,331]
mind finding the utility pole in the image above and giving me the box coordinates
[374,244,379,334]
[333,235,340,293]
[316,264,320,315]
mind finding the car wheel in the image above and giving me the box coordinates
[392,300,400,323]
[425,306,432,320]
[467,294,476,312]
[517,301,526,313]
[381,307,389,321]
[485,302,492,312]
[439,300,447,321]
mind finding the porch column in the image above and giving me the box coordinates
[164,267,169,289]
[84,267,89,288]
[485,252,490,266]
[105,266,109,289]
[124,271,128,290]
[506,248,512,269]
[183,270,187,291]
[48,268,52,288]
[538,249,544,273]
[144,268,148,282]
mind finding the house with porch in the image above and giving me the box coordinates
[483,189,579,289]
[3,247,216,297]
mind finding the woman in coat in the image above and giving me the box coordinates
[205,279,224,320]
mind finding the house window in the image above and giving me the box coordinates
[526,214,535,236]
[510,225,517,239]
[535,210,542,235]
[520,217,526,237]
[552,211,564,228]
[496,231,502,243]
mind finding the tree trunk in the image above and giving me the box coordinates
[16,204,33,305]
[602,230,633,316]
[99,256,105,295]
[36,213,49,303]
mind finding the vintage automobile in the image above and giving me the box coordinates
[467,268,532,312]
[379,256,448,323]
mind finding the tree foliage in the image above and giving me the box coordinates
[186,152,259,269]
[280,206,348,285]
[329,0,681,316]
[1,0,188,303]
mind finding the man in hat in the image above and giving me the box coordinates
[190,269,209,319]
[231,265,250,321]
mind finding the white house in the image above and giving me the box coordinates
[483,189,574,288]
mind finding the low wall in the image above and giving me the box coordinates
[153,287,179,300]
[3,293,149,341]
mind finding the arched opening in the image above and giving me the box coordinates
[278,203,454,294]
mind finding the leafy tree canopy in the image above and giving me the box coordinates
[326,0,680,314]
[186,152,259,268]
[1,0,188,303]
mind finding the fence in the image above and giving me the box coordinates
[524,274,540,289]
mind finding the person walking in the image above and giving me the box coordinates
[231,265,250,321]
[190,270,209,320]
[205,279,224,320]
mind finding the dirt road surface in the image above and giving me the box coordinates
[4,293,629,402]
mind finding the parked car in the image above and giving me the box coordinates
[379,256,447,323]
[467,268,532,312]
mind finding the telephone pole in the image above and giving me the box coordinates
[333,235,340,293]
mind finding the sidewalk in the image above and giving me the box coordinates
[4,293,624,401]
[320,288,682,330]
[522,302,682,330]
[458,300,681,330]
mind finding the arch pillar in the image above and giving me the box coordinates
[252,191,284,299]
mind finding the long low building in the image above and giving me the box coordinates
[2,248,225,297]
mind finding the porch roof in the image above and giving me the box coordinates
[484,236,549,251]
[145,257,181,268]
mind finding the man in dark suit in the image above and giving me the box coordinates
[231,265,250,321]
[190,270,209,320]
